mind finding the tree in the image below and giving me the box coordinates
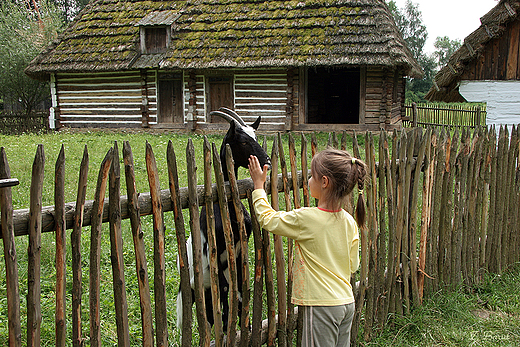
[0,0,63,114]
[433,36,462,68]
[387,0,433,103]
[49,0,90,23]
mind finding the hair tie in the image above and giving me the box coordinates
[358,189,363,195]
[352,158,356,164]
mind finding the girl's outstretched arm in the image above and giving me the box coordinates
[248,155,268,190]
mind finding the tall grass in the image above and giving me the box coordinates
[365,263,520,346]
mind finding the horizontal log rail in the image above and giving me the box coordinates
[0,172,307,238]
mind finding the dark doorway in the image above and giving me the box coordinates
[208,76,233,123]
[307,68,360,124]
[158,73,183,123]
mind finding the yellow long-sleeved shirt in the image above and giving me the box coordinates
[252,189,359,306]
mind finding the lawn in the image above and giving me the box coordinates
[0,129,518,346]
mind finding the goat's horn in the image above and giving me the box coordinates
[209,110,240,125]
[219,107,246,126]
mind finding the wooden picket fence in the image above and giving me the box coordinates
[403,103,487,128]
[0,111,50,135]
[0,126,519,346]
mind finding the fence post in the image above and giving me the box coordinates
[412,102,418,127]
[27,144,44,347]
[0,149,22,347]
[475,106,481,126]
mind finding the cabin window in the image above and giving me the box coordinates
[306,68,360,124]
[158,73,184,123]
[207,76,233,123]
[145,27,167,54]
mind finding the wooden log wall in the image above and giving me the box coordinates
[234,71,288,126]
[0,126,519,346]
[54,71,157,128]
[460,18,520,81]
[52,67,407,132]
[365,67,404,129]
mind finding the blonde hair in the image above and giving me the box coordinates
[311,148,367,227]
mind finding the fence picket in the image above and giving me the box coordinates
[72,145,88,347]
[249,191,264,347]
[109,142,130,346]
[122,141,154,347]
[203,138,223,347]
[89,148,114,347]
[187,139,209,347]
[54,145,66,347]
[0,148,21,347]
[265,138,278,347]
[224,145,251,347]
[364,132,378,339]
[409,129,427,307]
[166,141,192,347]
[211,142,237,346]
[145,142,168,347]
[27,144,44,347]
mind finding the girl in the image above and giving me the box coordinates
[248,148,367,347]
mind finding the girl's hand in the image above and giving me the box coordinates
[248,155,268,190]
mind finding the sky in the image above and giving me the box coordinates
[391,0,499,54]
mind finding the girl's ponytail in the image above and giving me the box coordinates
[351,158,367,229]
[355,177,366,229]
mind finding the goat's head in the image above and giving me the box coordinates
[210,108,271,177]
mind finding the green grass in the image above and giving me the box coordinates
[364,264,520,346]
[0,129,518,346]
[0,129,337,346]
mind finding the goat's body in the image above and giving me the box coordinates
[176,109,269,333]
[176,201,252,330]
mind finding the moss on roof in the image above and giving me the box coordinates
[26,0,421,80]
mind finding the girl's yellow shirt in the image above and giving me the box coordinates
[252,189,359,306]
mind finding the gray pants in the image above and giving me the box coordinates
[301,303,355,347]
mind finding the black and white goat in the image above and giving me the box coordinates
[176,108,271,332]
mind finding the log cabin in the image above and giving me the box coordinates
[426,0,520,129]
[25,0,422,132]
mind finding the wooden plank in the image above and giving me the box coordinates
[89,148,114,347]
[418,129,433,302]
[364,132,378,340]
[248,191,264,347]
[122,142,153,347]
[301,134,310,208]
[27,144,44,347]
[72,146,88,347]
[54,145,66,347]
[166,141,192,347]
[401,131,415,314]
[265,137,278,347]
[187,139,210,347]
[108,142,130,346]
[145,142,168,347]
[211,143,238,347]
[0,147,22,347]
[409,128,427,306]
[203,138,223,347]
[224,145,251,347]
[274,134,288,347]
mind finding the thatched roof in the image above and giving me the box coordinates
[26,0,422,80]
[426,0,520,102]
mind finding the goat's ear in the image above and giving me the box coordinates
[251,116,261,130]
[229,119,237,135]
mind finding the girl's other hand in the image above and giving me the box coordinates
[248,155,268,190]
